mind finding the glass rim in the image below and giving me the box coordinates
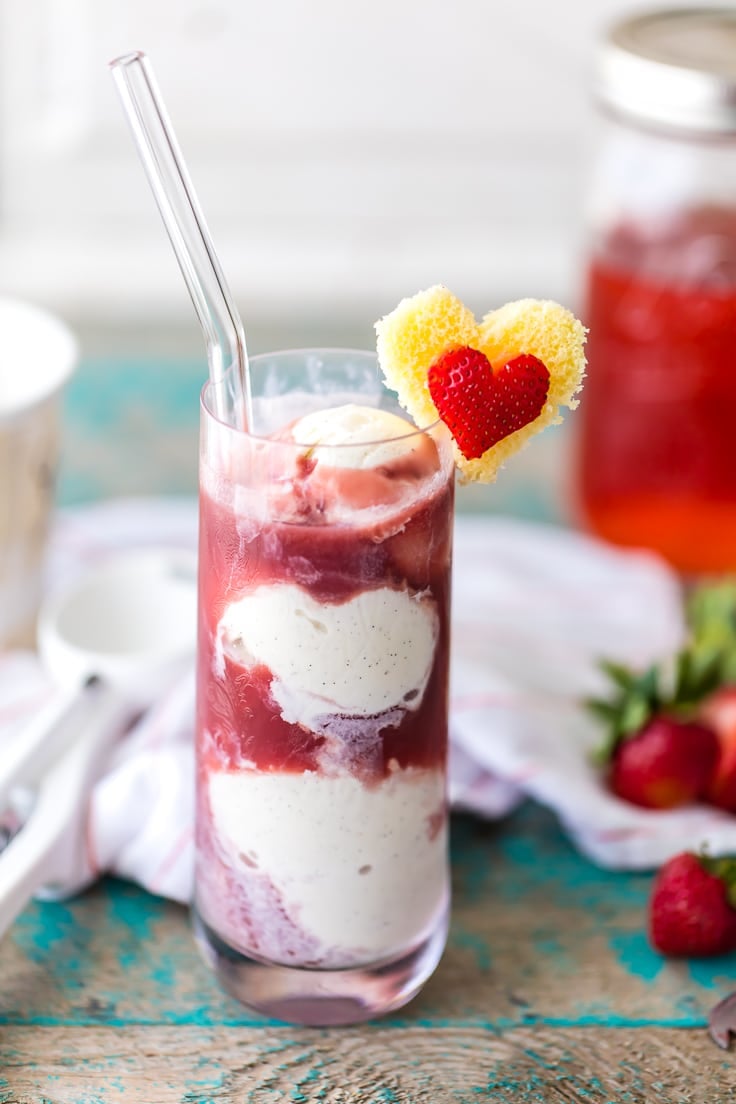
[200,346,442,447]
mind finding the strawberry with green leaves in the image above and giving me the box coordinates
[650,852,736,957]
[588,651,721,810]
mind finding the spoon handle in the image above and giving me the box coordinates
[0,682,126,939]
[0,677,104,813]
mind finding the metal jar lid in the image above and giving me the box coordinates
[596,7,736,135]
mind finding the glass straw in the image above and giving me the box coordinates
[109,51,252,427]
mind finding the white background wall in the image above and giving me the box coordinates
[0,0,633,347]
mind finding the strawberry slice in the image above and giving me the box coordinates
[428,346,550,460]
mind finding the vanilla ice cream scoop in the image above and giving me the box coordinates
[265,403,445,525]
[219,582,438,727]
[207,768,447,963]
[290,404,430,470]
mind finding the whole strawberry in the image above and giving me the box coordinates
[702,687,736,812]
[588,655,721,810]
[650,852,736,957]
[610,716,719,809]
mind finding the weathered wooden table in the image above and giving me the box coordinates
[1,357,734,1102]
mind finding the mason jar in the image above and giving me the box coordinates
[576,8,736,574]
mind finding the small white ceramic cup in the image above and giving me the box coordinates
[37,548,197,708]
[0,298,78,648]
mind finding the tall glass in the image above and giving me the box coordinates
[194,349,454,1025]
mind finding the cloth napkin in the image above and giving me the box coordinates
[3,496,734,908]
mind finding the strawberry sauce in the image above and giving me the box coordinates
[195,407,454,968]
[578,207,736,573]
[197,468,453,779]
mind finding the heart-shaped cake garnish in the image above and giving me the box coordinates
[427,346,550,460]
[375,286,586,482]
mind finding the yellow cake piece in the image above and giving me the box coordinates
[375,286,479,431]
[375,286,586,483]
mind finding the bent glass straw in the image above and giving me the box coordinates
[109,51,252,426]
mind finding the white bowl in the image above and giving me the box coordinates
[37,548,198,707]
[0,296,78,423]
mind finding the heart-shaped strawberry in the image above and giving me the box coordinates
[428,347,550,460]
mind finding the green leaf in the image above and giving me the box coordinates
[701,855,736,909]
[689,579,736,640]
[692,648,725,697]
[671,643,722,706]
[599,660,637,691]
[635,665,660,707]
[619,695,651,736]
[591,727,622,768]
[673,650,693,700]
[587,661,663,764]
[584,699,619,722]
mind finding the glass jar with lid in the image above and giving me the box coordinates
[577,7,736,574]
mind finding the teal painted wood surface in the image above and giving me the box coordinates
[2,805,735,1034]
[60,357,205,505]
[3,354,733,1100]
[2,806,736,1101]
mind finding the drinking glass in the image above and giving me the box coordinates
[194,349,454,1025]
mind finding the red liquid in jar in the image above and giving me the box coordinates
[579,207,736,573]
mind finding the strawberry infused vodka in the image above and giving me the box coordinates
[194,352,455,1023]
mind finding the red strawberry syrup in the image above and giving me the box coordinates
[197,463,453,779]
[578,207,736,573]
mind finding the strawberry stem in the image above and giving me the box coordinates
[700,855,736,911]
[587,578,736,763]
